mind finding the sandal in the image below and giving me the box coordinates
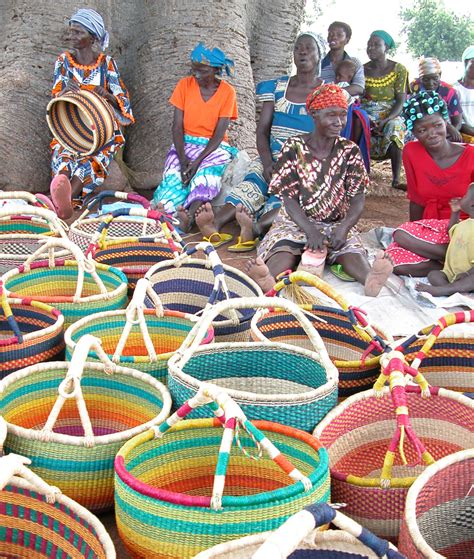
[228,236,258,252]
[329,264,356,282]
[392,181,407,192]
[203,232,233,249]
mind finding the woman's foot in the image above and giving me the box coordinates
[176,205,192,232]
[415,283,445,296]
[50,174,73,219]
[244,257,275,292]
[364,251,394,296]
[235,203,254,242]
[195,202,218,238]
[392,179,407,192]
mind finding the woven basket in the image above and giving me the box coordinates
[398,449,474,558]
[0,334,172,512]
[46,89,115,155]
[313,367,474,543]
[0,450,115,558]
[0,283,65,380]
[168,296,338,432]
[146,242,262,342]
[65,278,214,383]
[194,502,405,558]
[2,237,128,328]
[114,384,330,559]
[399,310,474,394]
[255,271,392,400]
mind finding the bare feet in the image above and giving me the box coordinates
[415,283,445,296]
[244,256,275,293]
[235,203,254,242]
[50,174,73,220]
[195,202,217,238]
[364,251,394,297]
[155,202,165,212]
[176,205,192,232]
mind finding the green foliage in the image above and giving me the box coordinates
[400,0,474,61]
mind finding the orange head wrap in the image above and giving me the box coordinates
[306,83,348,114]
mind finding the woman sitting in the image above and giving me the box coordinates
[453,45,474,144]
[245,84,393,297]
[47,8,134,219]
[410,56,463,142]
[361,30,408,190]
[152,43,238,232]
[386,91,474,277]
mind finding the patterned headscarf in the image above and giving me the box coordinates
[69,9,109,50]
[190,43,235,77]
[418,56,442,77]
[371,30,395,50]
[295,31,327,61]
[462,45,474,63]
[402,91,449,132]
[306,84,348,113]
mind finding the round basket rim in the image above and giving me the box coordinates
[69,216,162,238]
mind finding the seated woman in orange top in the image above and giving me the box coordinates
[153,43,238,231]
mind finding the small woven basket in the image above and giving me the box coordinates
[114,384,330,559]
[0,449,116,558]
[0,283,65,380]
[194,502,405,559]
[2,237,128,328]
[65,278,214,383]
[146,242,262,342]
[168,296,338,432]
[0,335,172,512]
[398,449,474,558]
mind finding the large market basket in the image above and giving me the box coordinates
[145,242,262,342]
[86,207,184,294]
[254,271,392,400]
[2,237,128,328]
[398,310,474,394]
[0,334,172,512]
[114,384,330,559]
[0,448,116,558]
[0,282,65,379]
[194,502,405,558]
[167,296,338,432]
[65,278,214,383]
[313,351,474,543]
[398,449,474,558]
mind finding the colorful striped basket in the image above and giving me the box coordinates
[255,271,392,400]
[194,502,405,558]
[0,283,65,380]
[0,334,172,512]
[146,242,262,342]
[398,449,474,558]
[167,296,338,432]
[399,310,474,394]
[114,384,330,559]
[2,237,128,328]
[65,278,214,383]
[0,449,116,558]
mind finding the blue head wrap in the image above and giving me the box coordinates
[371,30,396,51]
[402,91,449,132]
[190,43,235,77]
[462,45,474,64]
[70,9,109,50]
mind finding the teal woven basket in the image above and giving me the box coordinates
[168,297,338,432]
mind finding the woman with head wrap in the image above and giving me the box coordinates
[410,56,463,142]
[152,43,238,232]
[385,91,474,278]
[361,30,408,190]
[453,45,474,143]
[45,8,134,219]
[244,84,394,297]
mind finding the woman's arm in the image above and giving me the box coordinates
[329,192,365,250]
[284,196,328,250]
[171,108,189,183]
[461,122,474,136]
[256,101,276,183]
[409,201,425,221]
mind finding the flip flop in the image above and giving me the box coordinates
[50,175,73,219]
[203,232,233,249]
[228,236,258,252]
[329,263,356,282]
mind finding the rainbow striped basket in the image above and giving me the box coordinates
[0,449,115,558]
[168,296,338,432]
[145,242,262,342]
[255,271,392,400]
[2,237,128,328]
[194,502,405,558]
[313,350,474,543]
[114,384,330,559]
[399,310,474,394]
[65,278,214,383]
[0,283,65,380]
[398,449,474,558]
[0,335,171,512]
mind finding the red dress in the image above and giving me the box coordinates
[387,142,474,267]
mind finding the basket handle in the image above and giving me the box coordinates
[41,334,116,447]
[253,502,405,559]
[0,453,62,503]
[0,190,45,206]
[82,189,150,213]
[155,383,313,511]
[112,278,164,362]
[0,203,68,237]
[0,281,25,343]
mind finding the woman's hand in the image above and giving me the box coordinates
[327,223,349,251]
[182,158,201,185]
[372,118,388,136]
[59,81,80,96]
[449,197,462,213]
[446,123,463,143]
[305,227,328,251]
[263,162,275,183]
